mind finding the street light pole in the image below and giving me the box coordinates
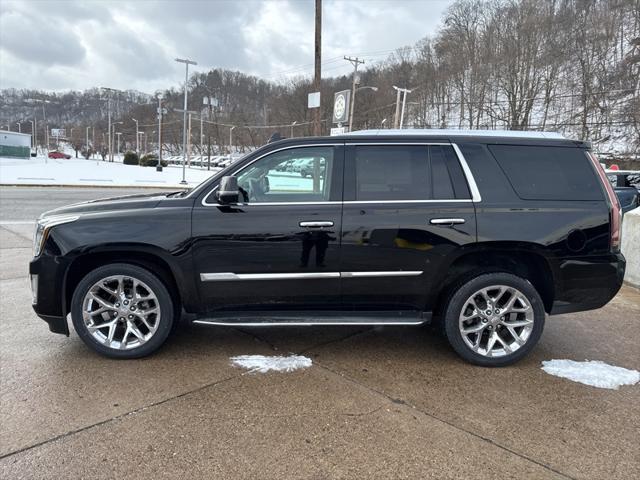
[29,120,35,153]
[175,57,197,185]
[392,86,412,129]
[132,118,139,155]
[16,122,21,133]
[229,126,236,155]
[157,93,164,171]
[290,121,297,138]
[85,126,90,157]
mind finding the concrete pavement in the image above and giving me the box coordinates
[1,187,638,479]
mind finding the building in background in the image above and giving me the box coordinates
[0,131,32,158]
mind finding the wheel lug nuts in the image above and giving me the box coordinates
[119,317,125,321]
[130,306,135,311]
[115,303,120,307]
[485,310,491,315]
[128,314,133,319]
[495,309,500,314]
[124,300,129,305]
[482,318,488,323]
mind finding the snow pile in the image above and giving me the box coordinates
[541,359,640,390]
[0,156,219,188]
[230,354,312,373]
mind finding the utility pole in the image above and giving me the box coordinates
[344,56,365,132]
[116,132,122,156]
[187,112,192,166]
[28,120,35,153]
[101,87,119,161]
[85,126,90,156]
[313,0,322,136]
[392,86,412,129]
[175,57,197,185]
[16,122,21,133]
[132,118,139,155]
[200,113,203,160]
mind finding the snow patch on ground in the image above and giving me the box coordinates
[230,355,312,373]
[541,359,640,390]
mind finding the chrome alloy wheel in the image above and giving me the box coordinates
[82,275,161,350]
[458,285,534,358]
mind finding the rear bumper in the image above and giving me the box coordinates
[550,253,626,315]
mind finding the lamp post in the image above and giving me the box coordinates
[86,126,90,157]
[29,120,35,153]
[16,122,21,133]
[112,121,122,160]
[229,126,236,155]
[175,57,198,185]
[290,121,297,138]
[132,118,139,155]
[157,93,164,171]
[115,132,122,156]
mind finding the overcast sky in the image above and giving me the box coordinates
[0,0,452,94]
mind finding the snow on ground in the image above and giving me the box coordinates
[230,355,312,373]
[0,155,220,188]
[541,359,640,390]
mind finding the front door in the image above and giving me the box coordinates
[340,143,477,311]
[191,144,344,313]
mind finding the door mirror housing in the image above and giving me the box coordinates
[217,176,240,204]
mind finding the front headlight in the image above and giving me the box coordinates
[33,216,79,257]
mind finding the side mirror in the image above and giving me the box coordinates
[217,176,239,204]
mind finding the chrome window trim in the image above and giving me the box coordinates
[201,143,342,206]
[200,271,424,281]
[451,143,482,202]
[199,141,482,206]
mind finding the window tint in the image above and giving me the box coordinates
[237,147,333,203]
[353,145,470,201]
[355,146,430,200]
[488,145,602,201]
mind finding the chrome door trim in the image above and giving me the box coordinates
[451,143,482,202]
[201,143,342,206]
[341,271,423,278]
[343,199,473,204]
[200,271,424,281]
[200,272,340,281]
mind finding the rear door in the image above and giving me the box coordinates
[340,142,477,311]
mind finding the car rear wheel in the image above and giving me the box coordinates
[443,272,545,367]
[71,263,174,358]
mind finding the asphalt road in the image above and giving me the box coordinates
[1,186,639,479]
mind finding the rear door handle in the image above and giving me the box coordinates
[430,218,466,225]
[299,221,334,228]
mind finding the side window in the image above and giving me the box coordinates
[354,146,430,200]
[237,147,334,203]
[431,146,471,199]
[488,145,602,201]
[353,145,470,201]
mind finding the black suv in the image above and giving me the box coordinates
[29,130,625,366]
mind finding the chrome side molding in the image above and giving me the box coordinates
[200,271,424,282]
[193,319,426,327]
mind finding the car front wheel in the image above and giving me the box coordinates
[71,263,174,359]
[443,272,545,367]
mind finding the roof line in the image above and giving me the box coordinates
[344,129,566,139]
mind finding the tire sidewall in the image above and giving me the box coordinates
[444,272,545,367]
[71,263,174,359]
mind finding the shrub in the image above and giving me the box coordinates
[123,151,139,165]
[139,153,167,167]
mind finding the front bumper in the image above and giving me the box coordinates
[550,253,626,315]
[30,254,70,336]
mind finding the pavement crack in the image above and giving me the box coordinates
[0,374,240,461]
[312,360,579,480]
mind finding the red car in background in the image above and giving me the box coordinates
[48,151,71,159]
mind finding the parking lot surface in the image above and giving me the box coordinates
[1,187,638,479]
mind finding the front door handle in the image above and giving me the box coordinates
[299,221,334,228]
[430,218,466,225]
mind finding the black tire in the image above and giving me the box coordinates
[71,263,174,359]
[443,272,545,367]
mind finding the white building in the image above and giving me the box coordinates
[0,131,32,158]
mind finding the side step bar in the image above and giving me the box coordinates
[193,311,430,328]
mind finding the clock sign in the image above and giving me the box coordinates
[332,90,350,124]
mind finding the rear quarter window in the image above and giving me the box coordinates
[488,145,603,201]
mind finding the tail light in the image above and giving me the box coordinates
[587,151,621,251]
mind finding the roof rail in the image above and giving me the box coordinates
[344,129,566,139]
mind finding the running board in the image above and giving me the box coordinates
[193,310,430,327]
